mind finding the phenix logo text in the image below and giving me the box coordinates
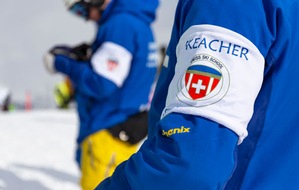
[162,126,190,137]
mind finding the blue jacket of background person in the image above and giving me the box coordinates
[54,0,159,147]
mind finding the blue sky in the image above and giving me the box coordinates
[0,0,178,107]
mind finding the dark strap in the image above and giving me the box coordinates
[107,111,148,145]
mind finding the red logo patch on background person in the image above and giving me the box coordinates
[185,65,221,100]
[107,58,118,71]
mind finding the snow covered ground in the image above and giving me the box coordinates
[0,109,81,190]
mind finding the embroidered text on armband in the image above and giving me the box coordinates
[185,37,249,60]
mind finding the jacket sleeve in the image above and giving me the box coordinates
[54,55,118,100]
[95,112,239,190]
[151,0,269,144]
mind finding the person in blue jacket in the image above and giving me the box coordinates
[95,0,299,189]
[44,0,159,189]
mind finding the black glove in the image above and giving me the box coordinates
[70,43,92,61]
[44,43,92,74]
[50,43,92,61]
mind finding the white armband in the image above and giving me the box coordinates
[91,42,132,87]
[162,24,264,143]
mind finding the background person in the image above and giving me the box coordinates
[44,0,159,189]
[0,85,11,112]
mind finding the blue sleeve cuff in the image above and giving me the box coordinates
[54,55,74,76]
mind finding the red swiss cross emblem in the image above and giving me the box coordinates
[185,65,221,100]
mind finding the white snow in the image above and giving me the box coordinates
[0,109,81,190]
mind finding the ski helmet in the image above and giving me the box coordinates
[64,0,105,19]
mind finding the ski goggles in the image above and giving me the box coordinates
[69,2,90,19]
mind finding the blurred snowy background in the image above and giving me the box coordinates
[0,0,177,109]
[0,110,80,190]
[0,0,177,189]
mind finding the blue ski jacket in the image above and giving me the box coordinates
[96,0,299,189]
[54,0,159,145]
